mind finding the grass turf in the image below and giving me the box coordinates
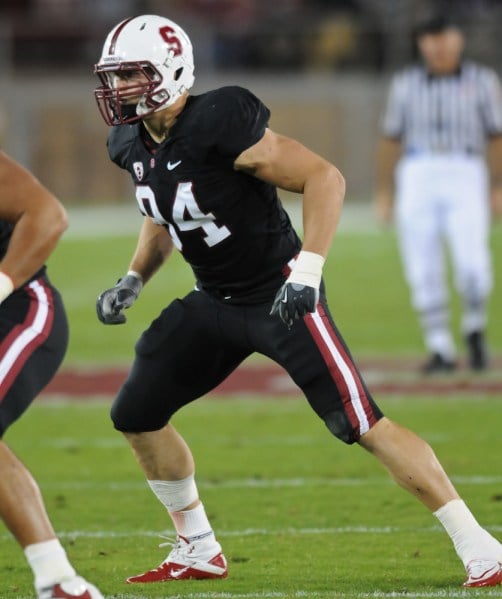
[1,395,502,598]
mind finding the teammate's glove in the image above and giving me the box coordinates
[96,271,143,325]
[270,251,324,328]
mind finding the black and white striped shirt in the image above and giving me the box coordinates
[381,60,502,155]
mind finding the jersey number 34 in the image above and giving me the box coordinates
[136,182,231,250]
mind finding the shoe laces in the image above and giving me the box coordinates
[159,534,194,562]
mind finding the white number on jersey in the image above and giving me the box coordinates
[135,182,231,250]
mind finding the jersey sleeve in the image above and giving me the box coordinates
[478,67,502,136]
[380,72,407,139]
[206,87,270,159]
[107,125,137,169]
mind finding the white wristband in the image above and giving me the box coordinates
[126,270,144,288]
[287,251,325,289]
[0,271,14,304]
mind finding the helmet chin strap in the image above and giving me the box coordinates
[120,103,139,120]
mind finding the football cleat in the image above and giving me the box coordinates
[38,576,103,598]
[420,352,456,375]
[463,559,502,587]
[126,535,228,583]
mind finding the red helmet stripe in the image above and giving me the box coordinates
[108,16,135,55]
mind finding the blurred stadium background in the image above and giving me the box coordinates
[1,0,502,204]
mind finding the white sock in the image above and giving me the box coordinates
[424,328,456,359]
[419,305,456,359]
[24,539,76,591]
[434,499,502,566]
[462,304,487,335]
[148,477,219,553]
[170,504,220,558]
[148,475,198,512]
[170,502,213,540]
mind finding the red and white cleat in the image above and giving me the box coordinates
[126,535,228,583]
[38,576,104,598]
[463,560,502,587]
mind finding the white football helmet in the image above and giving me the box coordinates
[94,15,195,125]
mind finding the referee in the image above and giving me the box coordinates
[375,14,502,373]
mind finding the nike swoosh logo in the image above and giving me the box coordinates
[167,160,182,170]
[170,566,190,578]
[471,568,496,580]
[51,582,91,598]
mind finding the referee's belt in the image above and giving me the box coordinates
[405,147,480,156]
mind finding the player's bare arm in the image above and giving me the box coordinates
[235,128,344,326]
[0,150,67,289]
[235,128,345,259]
[374,137,402,224]
[487,134,502,218]
[128,216,174,284]
[96,217,173,325]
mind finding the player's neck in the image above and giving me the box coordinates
[143,121,168,143]
[142,93,189,143]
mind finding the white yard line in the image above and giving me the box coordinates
[35,475,502,490]
[3,524,502,543]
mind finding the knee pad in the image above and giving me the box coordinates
[323,409,357,445]
[110,384,168,433]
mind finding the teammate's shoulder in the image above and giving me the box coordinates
[107,123,139,166]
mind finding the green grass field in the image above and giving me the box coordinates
[1,207,501,598]
[3,396,502,598]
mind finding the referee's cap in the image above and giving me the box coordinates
[413,14,461,39]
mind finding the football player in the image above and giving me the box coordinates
[0,150,103,598]
[94,15,502,588]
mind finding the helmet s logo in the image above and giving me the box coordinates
[159,26,182,57]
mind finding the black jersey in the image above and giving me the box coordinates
[107,86,301,304]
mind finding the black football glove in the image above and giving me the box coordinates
[270,282,319,328]
[270,251,324,328]
[96,273,143,325]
